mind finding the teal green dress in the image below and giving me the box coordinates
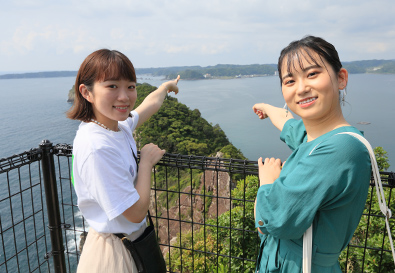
[255,119,371,272]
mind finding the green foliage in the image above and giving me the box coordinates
[166,175,260,272]
[374,146,390,172]
[134,83,244,158]
[339,146,393,271]
[339,185,395,272]
[220,144,246,160]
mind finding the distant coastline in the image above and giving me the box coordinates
[0,71,77,80]
[1,59,394,80]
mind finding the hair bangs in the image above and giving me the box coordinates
[96,51,136,83]
[284,47,323,76]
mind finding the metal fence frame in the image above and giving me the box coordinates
[1,140,394,272]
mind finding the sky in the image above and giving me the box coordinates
[1,0,394,73]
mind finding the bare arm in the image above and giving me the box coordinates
[122,143,165,223]
[252,103,293,131]
[135,75,180,128]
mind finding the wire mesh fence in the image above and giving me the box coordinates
[0,141,394,272]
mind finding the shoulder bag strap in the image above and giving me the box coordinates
[303,224,313,273]
[338,132,395,266]
[303,132,395,273]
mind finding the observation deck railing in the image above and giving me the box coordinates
[0,140,394,272]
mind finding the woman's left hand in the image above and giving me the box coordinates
[258,157,282,186]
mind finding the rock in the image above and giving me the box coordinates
[153,156,233,250]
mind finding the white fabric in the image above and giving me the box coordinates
[76,228,140,273]
[73,111,146,234]
[303,224,313,273]
[303,132,395,272]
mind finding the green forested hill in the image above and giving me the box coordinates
[150,64,277,80]
[343,59,395,74]
[134,83,245,158]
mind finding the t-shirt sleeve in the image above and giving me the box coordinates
[255,133,371,239]
[280,119,307,151]
[80,146,140,221]
[125,110,139,132]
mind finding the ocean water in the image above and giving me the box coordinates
[1,73,394,167]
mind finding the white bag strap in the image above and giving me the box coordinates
[338,132,395,265]
[303,132,395,272]
[303,224,313,273]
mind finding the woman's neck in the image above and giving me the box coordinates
[304,113,350,142]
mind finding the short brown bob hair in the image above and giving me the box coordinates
[67,49,136,122]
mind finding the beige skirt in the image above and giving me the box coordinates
[77,224,146,273]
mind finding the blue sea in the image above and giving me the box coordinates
[1,73,395,167]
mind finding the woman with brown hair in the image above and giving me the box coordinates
[68,49,180,272]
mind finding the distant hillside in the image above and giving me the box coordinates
[343,59,395,74]
[1,60,395,80]
[0,71,77,79]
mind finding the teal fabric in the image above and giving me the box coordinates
[255,119,371,272]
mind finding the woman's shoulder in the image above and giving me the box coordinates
[312,126,370,160]
[119,110,139,131]
[74,123,121,155]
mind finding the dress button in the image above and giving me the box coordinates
[258,220,264,226]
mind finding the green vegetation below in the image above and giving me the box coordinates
[133,83,245,216]
[134,83,245,159]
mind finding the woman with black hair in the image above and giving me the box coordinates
[252,36,371,272]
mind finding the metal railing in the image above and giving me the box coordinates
[0,140,394,272]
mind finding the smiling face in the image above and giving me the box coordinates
[81,79,137,130]
[281,50,346,124]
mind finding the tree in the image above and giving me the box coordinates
[374,146,390,171]
[133,83,244,158]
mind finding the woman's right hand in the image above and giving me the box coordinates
[252,103,269,119]
[139,143,166,167]
[252,103,293,131]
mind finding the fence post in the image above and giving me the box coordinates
[40,140,67,273]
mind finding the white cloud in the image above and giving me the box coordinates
[0,0,394,71]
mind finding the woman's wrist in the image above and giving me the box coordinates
[160,83,169,92]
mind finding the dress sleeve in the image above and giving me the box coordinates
[255,133,370,239]
[80,146,140,221]
[280,119,307,151]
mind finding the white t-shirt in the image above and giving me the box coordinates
[72,111,145,234]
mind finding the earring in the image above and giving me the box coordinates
[340,89,347,106]
[283,103,288,117]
